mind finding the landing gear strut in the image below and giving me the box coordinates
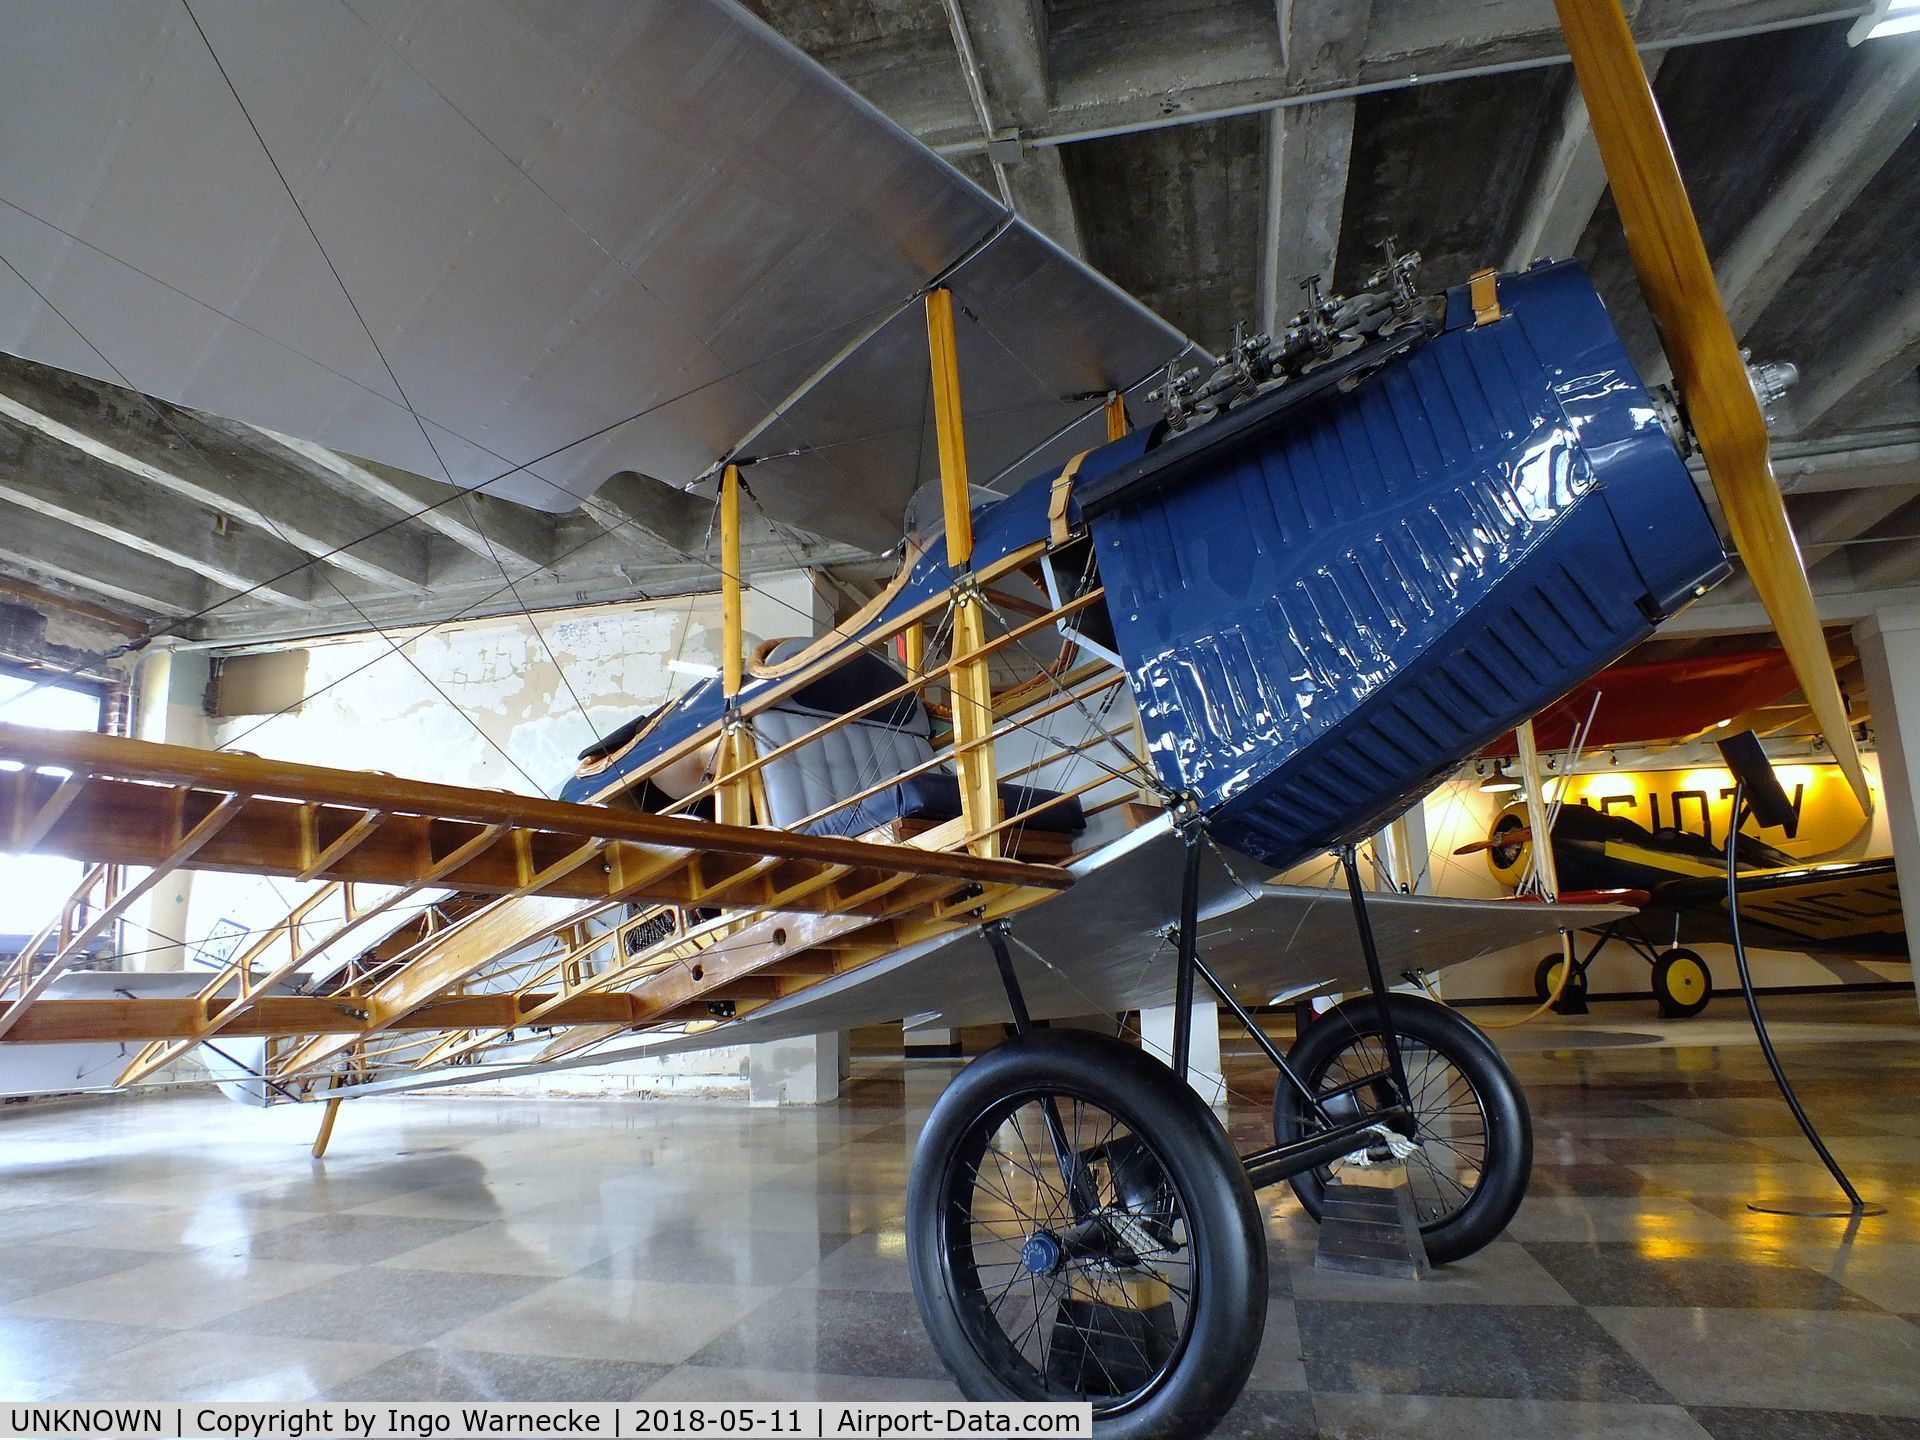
[906,829,1535,1437]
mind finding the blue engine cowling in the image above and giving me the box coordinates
[1092,259,1728,868]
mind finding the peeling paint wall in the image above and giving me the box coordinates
[209,596,726,793]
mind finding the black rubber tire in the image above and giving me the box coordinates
[1652,947,1713,1018]
[1533,952,1588,1004]
[908,1029,1267,1440]
[1273,993,1532,1265]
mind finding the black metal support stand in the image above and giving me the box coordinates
[1190,947,1334,1127]
[979,826,1428,1201]
[983,919,1032,1036]
[1170,823,1205,1081]
[1725,784,1884,1219]
[1339,845,1413,1112]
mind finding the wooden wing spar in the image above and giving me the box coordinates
[0,720,1071,1061]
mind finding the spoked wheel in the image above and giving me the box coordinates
[909,1030,1266,1440]
[1273,993,1531,1264]
[1652,947,1712,1017]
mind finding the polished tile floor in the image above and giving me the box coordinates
[2,992,1918,1436]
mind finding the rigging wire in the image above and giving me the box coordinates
[0,13,1192,729]
[0,230,1172,740]
[213,510,703,754]
[0,277,918,716]
[0,246,547,793]
[180,0,603,765]
[969,591,1164,794]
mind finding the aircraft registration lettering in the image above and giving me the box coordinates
[1564,763,1872,858]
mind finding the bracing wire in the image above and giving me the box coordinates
[0,266,922,715]
[179,0,606,775]
[0,11,1194,732]
[0,246,549,792]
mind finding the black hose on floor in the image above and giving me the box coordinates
[1726,778,1878,1217]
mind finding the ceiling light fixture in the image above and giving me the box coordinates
[1480,761,1522,794]
[1851,0,1920,42]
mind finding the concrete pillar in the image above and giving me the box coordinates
[1853,610,1920,1007]
[128,648,211,972]
[1139,999,1226,1108]
[743,569,833,652]
[747,1031,841,1106]
[1401,799,1432,894]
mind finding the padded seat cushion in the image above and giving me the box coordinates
[804,772,1086,840]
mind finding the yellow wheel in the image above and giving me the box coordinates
[1532,953,1587,1007]
[1652,948,1712,1018]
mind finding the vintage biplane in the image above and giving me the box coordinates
[1470,800,1904,1015]
[0,1,1881,1434]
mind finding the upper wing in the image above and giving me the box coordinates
[0,0,1198,550]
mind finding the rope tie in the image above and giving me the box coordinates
[1339,1122,1421,1167]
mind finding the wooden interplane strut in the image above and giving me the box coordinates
[11,990,726,1042]
[927,287,1002,859]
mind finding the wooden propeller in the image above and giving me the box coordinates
[1454,827,1533,857]
[1554,0,1871,814]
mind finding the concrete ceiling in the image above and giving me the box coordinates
[0,0,1916,667]
[0,350,865,649]
[761,0,1920,645]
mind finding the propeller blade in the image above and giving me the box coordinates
[1553,0,1871,815]
[1454,828,1532,857]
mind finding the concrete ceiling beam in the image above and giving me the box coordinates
[189,536,873,649]
[0,496,208,618]
[1258,0,1369,333]
[1718,44,1920,339]
[0,424,314,607]
[946,0,1085,257]
[954,0,1051,121]
[1792,289,1920,435]
[1800,483,1920,570]
[1850,528,1920,592]
[1769,436,1920,493]
[566,475,843,572]
[1257,104,1358,333]
[1661,575,1920,637]
[0,359,430,597]
[1503,54,1666,272]
[246,425,558,574]
[926,0,1851,153]
[585,471,721,557]
[1003,147,1086,259]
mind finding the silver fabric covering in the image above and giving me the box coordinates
[0,0,1197,549]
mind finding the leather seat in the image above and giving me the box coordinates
[750,642,1087,841]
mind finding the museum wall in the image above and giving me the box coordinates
[163,574,830,1099]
